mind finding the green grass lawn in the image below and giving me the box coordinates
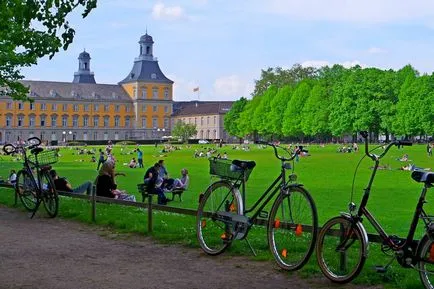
[0,142,432,288]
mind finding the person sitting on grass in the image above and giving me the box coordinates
[95,161,136,201]
[129,158,137,168]
[172,168,190,190]
[49,169,93,195]
[7,169,17,185]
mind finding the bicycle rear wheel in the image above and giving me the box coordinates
[267,186,318,271]
[40,171,58,218]
[316,216,367,283]
[15,170,37,212]
[197,180,241,255]
[417,233,434,289]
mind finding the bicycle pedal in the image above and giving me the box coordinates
[259,211,268,218]
[374,265,388,273]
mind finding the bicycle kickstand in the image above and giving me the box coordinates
[30,199,42,219]
[245,237,257,257]
[374,256,395,273]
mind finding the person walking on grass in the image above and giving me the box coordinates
[96,148,105,171]
[137,148,144,168]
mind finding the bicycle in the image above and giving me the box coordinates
[316,131,434,288]
[196,142,318,271]
[3,137,59,218]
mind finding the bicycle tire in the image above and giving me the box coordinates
[196,180,242,255]
[267,185,318,271]
[417,233,434,289]
[316,216,367,283]
[15,170,37,212]
[40,171,58,218]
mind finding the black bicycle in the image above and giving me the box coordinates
[196,142,318,271]
[316,131,434,288]
[3,137,59,218]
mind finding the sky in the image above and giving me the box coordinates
[21,0,434,101]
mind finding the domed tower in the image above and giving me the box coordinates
[119,33,173,139]
[72,50,96,84]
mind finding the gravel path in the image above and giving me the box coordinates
[0,207,383,289]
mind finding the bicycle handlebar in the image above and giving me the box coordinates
[255,141,295,161]
[2,137,42,155]
[359,131,412,161]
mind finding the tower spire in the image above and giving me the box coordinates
[72,50,96,83]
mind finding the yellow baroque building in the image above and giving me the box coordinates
[0,33,173,144]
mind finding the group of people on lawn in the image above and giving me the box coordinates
[50,158,189,205]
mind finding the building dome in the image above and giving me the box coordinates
[78,50,90,59]
[139,33,154,43]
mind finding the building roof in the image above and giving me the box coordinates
[21,80,131,102]
[118,59,173,85]
[172,101,233,117]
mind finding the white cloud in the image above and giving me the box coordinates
[301,60,365,68]
[213,75,253,100]
[260,0,434,23]
[368,47,387,54]
[152,3,186,21]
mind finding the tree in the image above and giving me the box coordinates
[172,121,197,143]
[282,80,311,137]
[224,97,247,138]
[0,0,97,101]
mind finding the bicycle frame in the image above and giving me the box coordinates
[353,135,425,251]
[226,143,297,225]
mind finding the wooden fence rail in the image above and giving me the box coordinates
[0,183,404,243]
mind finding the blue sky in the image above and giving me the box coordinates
[22,0,434,101]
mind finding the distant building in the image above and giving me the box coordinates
[0,33,173,143]
[172,101,233,141]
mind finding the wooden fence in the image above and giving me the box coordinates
[0,182,395,243]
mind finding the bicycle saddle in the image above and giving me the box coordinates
[411,170,434,185]
[30,147,43,155]
[231,160,256,170]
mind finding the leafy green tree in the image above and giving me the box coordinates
[224,97,247,138]
[301,82,330,136]
[252,85,277,135]
[252,64,317,97]
[269,85,293,136]
[172,121,197,143]
[282,80,311,137]
[1,0,97,101]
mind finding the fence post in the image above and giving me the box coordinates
[147,194,153,233]
[91,185,96,223]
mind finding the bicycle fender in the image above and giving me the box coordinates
[339,212,370,258]
[232,187,244,215]
[284,183,304,190]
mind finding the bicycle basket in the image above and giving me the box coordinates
[209,158,254,181]
[28,149,58,166]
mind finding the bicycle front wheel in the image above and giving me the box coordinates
[16,170,37,211]
[40,171,58,218]
[267,186,318,271]
[316,216,367,283]
[417,233,434,289]
[197,180,241,255]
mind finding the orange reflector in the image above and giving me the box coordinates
[201,220,206,228]
[295,224,303,236]
[229,203,236,212]
[429,245,434,262]
[274,219,281,228]
[282,248,287,258]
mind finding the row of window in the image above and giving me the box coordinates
[7,102,133,112]
[182,116,218,126]
[133,87,170,100]
[4,115,170,129]
[6,102,172,114]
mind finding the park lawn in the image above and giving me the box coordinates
[0,143,432,289]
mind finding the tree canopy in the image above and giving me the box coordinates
[172,121,198,143]
[225,64,433,140]
[1,0,97,101]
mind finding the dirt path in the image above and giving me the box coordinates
[0,207,383,289]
